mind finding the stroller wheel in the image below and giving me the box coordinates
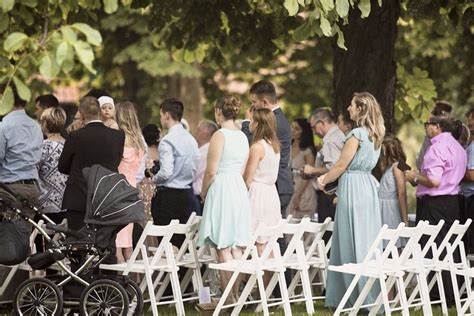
[125,280,144,316]
[13,277,63,316]
[79,279,129,316]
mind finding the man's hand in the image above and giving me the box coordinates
[404,170,418,187]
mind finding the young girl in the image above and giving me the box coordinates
[243,108,281,256]
[98,96,119,129]
[379,134,409,248]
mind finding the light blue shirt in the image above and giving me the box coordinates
[153,123,199,189]
[461,141,474,197]
[0,109,43,182]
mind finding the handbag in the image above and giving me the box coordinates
[323,179,338,195]
[0,218,30,265]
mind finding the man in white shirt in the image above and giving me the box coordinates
[192,120,218,213]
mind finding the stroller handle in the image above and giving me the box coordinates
[46,223,84,239]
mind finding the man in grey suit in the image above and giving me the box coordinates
[242,79,294,214]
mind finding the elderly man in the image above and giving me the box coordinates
[192,120,218,213]
[302,108,345,223]
[405,116,467,307]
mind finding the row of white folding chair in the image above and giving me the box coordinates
[368,220,442,316]
[390,219,472,315]
[329,221,431,316]
[258,217,332,314]
[331,219,473,316]
[147,213,204,305]
[287,217,333,300]
[100,219,188,315]
[209,219,293,316]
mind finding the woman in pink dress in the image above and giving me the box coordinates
[244,108,281,255]
[115,101,145,263]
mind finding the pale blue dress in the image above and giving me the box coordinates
[325,127,383,309]
[379,165,407,248]
[198,128,252,249]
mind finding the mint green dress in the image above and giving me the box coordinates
[198,128,252,249]
[325,127,383,308]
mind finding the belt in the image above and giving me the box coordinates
[4,179,37,185]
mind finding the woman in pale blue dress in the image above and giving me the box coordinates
[198,95,252,302]
[318,92,385,309]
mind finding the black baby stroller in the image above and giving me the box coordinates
[1,164,146,315]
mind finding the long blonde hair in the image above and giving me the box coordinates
[115,101,146,153]
[351,92,385,149]
[251,108,280,153]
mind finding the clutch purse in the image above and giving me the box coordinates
[323,179,338,195]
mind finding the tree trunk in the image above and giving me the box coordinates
[333,0,399,132]
[166,74,203,133]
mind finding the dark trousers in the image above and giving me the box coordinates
[418,195,461,305]
[151,187,191,247]
[317,191,336,244]
[460,194,474,253]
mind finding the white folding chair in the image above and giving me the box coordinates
[255,217,318,314]
[367,221,435,315]
[400,219,472,314]
[447,242,474,315]
[282,217,331,307]
[100,220,184,316]
[329,223,405,315]
[210,220,291,316]
[152,214,204,304]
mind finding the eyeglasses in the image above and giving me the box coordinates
[310,120,322,128]
[424,122,437,128]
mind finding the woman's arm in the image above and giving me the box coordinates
[319,136,359,186]
[393,165,409,224]
[200,131,225,200]
[243,142,264,189]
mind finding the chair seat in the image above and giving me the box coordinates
[210,258,285,274]
[329,260,405,278]
[101,256,176,273]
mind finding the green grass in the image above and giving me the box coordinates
[143,301,457,315]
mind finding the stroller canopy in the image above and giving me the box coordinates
[82,165,146,226]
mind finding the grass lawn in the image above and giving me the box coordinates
[143,301,457,315]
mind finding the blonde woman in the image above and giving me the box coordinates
[319,92,385,309]
[38,107,68,223]
[115,101,146,263]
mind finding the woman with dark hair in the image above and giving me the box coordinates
[287,118,317,219]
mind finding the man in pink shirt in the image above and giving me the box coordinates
[405,116,467,306]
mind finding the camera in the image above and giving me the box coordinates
[145,160,160,178]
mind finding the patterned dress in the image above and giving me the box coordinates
[37,139,68,214]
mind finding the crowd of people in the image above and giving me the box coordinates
[0,79,473,309]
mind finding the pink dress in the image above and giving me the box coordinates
[249,140,282,243]
[116,146,144,248]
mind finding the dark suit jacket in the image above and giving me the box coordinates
[242,107,294,196]
[58,122,125,212]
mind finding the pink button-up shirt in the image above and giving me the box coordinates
[416,132,467,197]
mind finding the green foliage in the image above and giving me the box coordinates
[395,64,437,124]
[0,0,126,113]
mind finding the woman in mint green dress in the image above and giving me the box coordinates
[319,92,385,309]
[198,95,252,302]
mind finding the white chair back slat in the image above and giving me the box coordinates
[363,223,405,263]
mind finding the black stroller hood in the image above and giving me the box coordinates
[82,165,146,226]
